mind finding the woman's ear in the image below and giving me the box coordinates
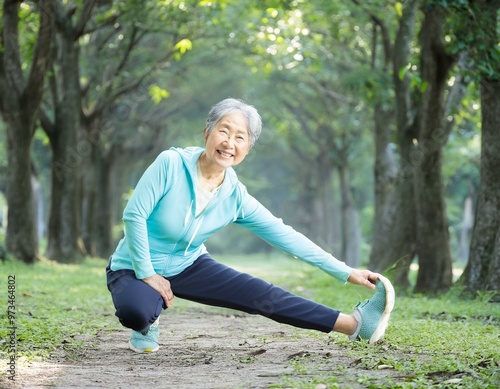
[203,128,208,144]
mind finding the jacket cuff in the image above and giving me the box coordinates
[132,261,156,280]
[321,260,353,284]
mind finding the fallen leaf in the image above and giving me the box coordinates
[287,351,310,360]
[249,349,267,356]
[350,358,362,366]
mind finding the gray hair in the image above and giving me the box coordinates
[205,98,262,148]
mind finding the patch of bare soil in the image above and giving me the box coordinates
[2,308,400,388]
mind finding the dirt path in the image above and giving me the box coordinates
[4,308,399,388]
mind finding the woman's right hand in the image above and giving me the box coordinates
[142,274,174,308]
[347,269,379,290]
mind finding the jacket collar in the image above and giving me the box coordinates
[171,146,239,196]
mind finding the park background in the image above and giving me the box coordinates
[0,0,499,388]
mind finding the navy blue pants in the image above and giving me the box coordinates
[106,253,339,333]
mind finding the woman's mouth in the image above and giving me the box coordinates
[217,150,233,158]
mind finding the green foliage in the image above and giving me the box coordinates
[0,1,44,69]
[15,2,40,67]
[439,0,500,80]
[174,38,193,54]
[398,63,429,93]
[148,85,170,104]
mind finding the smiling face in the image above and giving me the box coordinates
[203,111,251,171]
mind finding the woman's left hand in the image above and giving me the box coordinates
[347,269,380,290]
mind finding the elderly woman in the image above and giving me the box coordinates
[106,98,394,353]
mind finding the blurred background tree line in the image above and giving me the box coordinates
[0,0,498,295]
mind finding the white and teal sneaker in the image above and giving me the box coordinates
[349,276,395,344]
[129,317,160,353]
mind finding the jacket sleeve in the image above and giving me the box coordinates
[234,190,353,284]
[122,151,176,279]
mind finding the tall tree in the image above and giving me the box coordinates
[0,0,56,263]
[352,0,470,292]
[40,0,96,261]
[364,5,398,272]
[77,0,211,257]
[462,0,500,292]
[363,0,420,286]
[40,0,192,260]
[468,80,500,292]
[413,5,455,293]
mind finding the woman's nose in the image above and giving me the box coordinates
[223,136,235,147]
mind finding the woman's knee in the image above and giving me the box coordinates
[107,272,164,332]
[116,303,157,332]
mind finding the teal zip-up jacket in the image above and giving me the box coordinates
[109,147,353,283]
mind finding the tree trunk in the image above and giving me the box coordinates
[338,160,360,267]
[310,153,336,251]
[81,121,116,259]
[80,118,106,257]
[359,0,398,273]
[369,0,419,286]
[370,100,397,257]
[81,144,98,257]
[413,7,454,293]
[46,125,86,261]
[465,79,500,292]
[463,0,500,293]
[370,136,417,286]
[5,123,36,262]
[0,0,56,263]
[458,191,474,263]
[45,14,86,262]
[96,148,115,257]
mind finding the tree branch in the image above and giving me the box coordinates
[443,53,470,137]
[74,0,98,40]
[351,0,392,66]
[282,99,321,146]
[393,0,420,140]
[2,0,24,99]
[113,25,141,77]
[24,0,56,133]
[89,44,177,121]
[39,108,56,141]
[305,73,353,105]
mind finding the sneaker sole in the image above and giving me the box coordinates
[369,275,395,344]
[128,341,159,353]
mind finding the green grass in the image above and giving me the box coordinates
[0,257,116,361]
[226,254,499,389]
[0,253,499,388]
